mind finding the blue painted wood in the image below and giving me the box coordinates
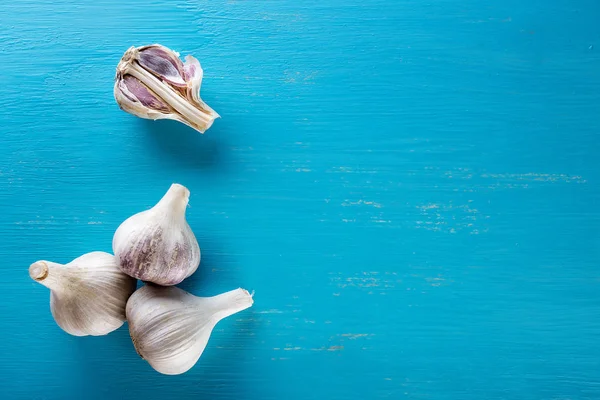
[1,0,599,398]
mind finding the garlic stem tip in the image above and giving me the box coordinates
[29,262,48,281]
[170,183,190,198]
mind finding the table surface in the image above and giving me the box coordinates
[1,1,599,399]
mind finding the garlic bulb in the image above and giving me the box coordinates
[127,285,254,375]
[114,44,219,133]
[113,183,200,286]
[29,252,136,336]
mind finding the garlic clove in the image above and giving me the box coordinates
[113,183,200,286]
[119,76,172,113]
[137,44,187,87]
[114,44,219,133]
[127,285,254,375]
[29,252,137,336]
[183,55,204,103]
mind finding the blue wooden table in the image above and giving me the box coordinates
[1,1,599,399]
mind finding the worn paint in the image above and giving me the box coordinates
[1,0,600,399]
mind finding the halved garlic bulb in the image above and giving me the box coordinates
[127,285,254,375]
[114,44,219,133]
[29,252,137,336]
[113,183,200,286]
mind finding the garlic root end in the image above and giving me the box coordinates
[130,330,145,360]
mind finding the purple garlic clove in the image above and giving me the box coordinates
[138,45,187,87]
[121,76,171,113]
[114,44,219,133]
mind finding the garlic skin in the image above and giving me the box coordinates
[113,183,200,286]
[114,44,219,133]
[29,252,136,336]
[127,285,254,375]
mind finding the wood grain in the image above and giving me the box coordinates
[1,0,599,398]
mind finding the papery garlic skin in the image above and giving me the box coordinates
[29,252,137,336]
[114,44,219,133]
[113,183,200,286]
[127,285,254,375]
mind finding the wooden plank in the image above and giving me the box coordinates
[0,0,599,398]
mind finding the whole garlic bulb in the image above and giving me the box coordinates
[113,183,200,286]
[127,285,254,375]
[29,252,137,336]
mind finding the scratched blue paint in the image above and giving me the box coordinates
[1,0,599,399]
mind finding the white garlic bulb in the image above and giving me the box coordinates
[113,183,200,286]
[127,285,254,375]
[29,252,137,336]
